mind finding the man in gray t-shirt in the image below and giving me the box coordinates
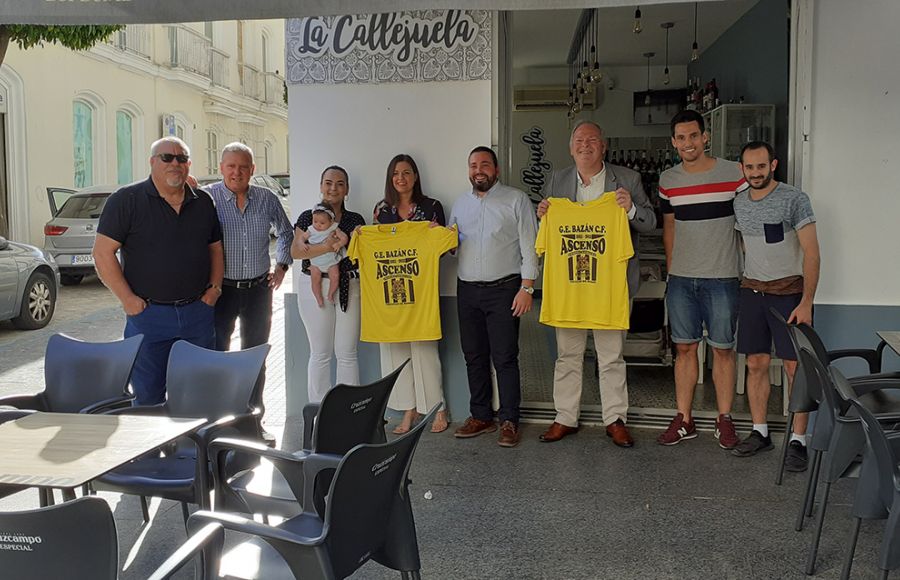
[656,110,745,449]
[730,141,820,473]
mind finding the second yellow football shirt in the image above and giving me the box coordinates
[535,196,634,329]
[347,220,458,343]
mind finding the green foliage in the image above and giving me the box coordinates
[4,24,123,51]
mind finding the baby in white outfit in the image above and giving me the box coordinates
[298,204,348,306]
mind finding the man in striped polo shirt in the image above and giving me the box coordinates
[656,110,746,449]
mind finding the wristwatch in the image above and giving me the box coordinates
[520,286,534,295]
[277,263,289,272]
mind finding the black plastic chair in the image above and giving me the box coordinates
[831,368,900,580]
[191,404,439,580]
[212,359,408,518]
[0,333,142,414]
[776,319,900,486]
[798,348,900,575]
[0,496,223,580]
[92,340,270,525]
[789,324,900,528]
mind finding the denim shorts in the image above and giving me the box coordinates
[666,275,739,349]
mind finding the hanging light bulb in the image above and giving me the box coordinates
[589,10,602,83]
[643,51,654,105]
[691,3,700,62]
[661,22,673,85]
[633,7,642,34]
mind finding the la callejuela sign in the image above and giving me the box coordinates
[294,10,478,64]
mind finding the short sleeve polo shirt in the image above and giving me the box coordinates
[97,177,223,301]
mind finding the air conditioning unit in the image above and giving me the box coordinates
[513,85,597,111]
[161,114,176,137]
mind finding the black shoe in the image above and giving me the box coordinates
[731,430,774,457]
[784,440,809,472]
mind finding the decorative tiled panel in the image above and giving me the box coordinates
[286,10,492,85]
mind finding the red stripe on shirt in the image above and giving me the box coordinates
[658,178,747,198]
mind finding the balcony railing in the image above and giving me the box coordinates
[240,63,262,101]
[109,25,151,59]
[264,72,286,107]
[167,25,211,77]
[210,48,229,87]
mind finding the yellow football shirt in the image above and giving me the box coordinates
[348,221,458,343]
[535,196,634,329]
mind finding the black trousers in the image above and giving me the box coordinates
[214,282,272,412]
[457,277,522,424]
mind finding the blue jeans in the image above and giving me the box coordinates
[666,275,739,349]
[124,300,216,405]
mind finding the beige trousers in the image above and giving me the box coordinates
[553,327,628,427]
[381,341,444,415]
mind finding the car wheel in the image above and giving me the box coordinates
[11,271,57,330]
[60,273,84,286]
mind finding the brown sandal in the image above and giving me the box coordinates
[392,409,421,435]
[430,410,450,433]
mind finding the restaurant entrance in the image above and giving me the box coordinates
[500,1,793,428]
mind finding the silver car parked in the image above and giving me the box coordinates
[0,235,59,329]
[43,185,114,286]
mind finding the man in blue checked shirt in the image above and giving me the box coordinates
[203,143,294,437]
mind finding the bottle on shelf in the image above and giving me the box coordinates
[610,150,619,165]
[663,149,673,170]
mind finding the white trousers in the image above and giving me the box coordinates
[380,341,444,415]
[553,327,628,427]
[297,275,360,403]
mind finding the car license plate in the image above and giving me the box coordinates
[71,254,94,265]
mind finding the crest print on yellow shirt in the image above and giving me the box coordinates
[535,196,633,330]
[348,221,458,342]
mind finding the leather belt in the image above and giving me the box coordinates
[460,274,521,288]
[144,292,204,306]
[223,274,268,289]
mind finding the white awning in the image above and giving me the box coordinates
[1,0,723,25]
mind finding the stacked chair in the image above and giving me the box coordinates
[792,341,900,575]
[773,309,900,486]
[192,404,439,580]
[837,374,900,580]
[212,359,408,518]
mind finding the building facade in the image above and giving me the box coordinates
[0,20,289,244]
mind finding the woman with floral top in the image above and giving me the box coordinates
[373,154,449,433]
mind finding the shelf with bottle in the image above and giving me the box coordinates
[684,76,721,114]
[606,143,679,211]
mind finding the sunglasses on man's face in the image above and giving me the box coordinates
[155,153,190,164]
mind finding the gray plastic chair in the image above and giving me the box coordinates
[192,404,440,580]
[790,324,900,531]
[777,319,900,486]
[92,340,270,525]
[832,368,900,580]
[0,333,142,414]
[798,348,900,575]
[0,496,223,580]
[211,359,408,518]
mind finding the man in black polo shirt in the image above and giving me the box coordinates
[93,136,224,405]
